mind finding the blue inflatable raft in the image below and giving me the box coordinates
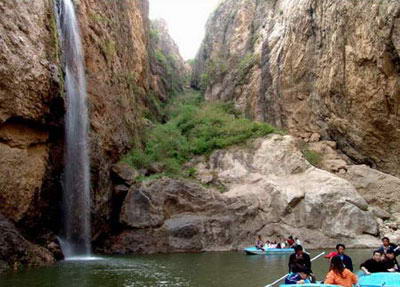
[358,272,400,287]
[279,285,338,287]
[244,246,294,255]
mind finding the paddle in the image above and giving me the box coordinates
[264,251,326,287]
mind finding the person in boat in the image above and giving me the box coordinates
[287,236,295,248]
[360,250,386,274]
[289,245,312,273]
[335,244,353,271]
[255,235,265,251]
[378,237,400,256]
[382,250,399,272]
[324,255,358,287]
[284,264,312,285]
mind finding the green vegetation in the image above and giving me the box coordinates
[149,28,160,42]
[101,39,116,59]
[302,148,322,167]
[236,53,258,85]
[123,90,277,179]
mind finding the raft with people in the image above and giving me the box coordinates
[246,235,299,255]
[244,246,294,255]
[264,236,400,287]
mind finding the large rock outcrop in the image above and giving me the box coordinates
[192,0,400,177]
[102,135,381,254]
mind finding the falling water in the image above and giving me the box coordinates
[55,0,91,258]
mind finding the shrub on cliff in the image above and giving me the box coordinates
[123,90,276,177]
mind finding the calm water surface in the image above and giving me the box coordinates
[0,249,372,287]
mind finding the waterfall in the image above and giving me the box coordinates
[55,0,91,258]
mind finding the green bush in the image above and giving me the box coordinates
[123,90,277,178]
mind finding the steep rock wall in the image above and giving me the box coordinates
[149,19,188,101]
[192,0,400,177]
[0,0,182,270]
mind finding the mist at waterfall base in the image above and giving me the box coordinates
[55,0,92,259]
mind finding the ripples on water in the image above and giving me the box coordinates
[0,249,372,287]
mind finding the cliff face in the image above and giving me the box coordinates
[192,0,400,177]
[149,19,188,100]
[0,0,179,270]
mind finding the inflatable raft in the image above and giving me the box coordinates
[279,285,338,287]
[244,246,294,255]
[358,272,400,287]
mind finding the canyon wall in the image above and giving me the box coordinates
[192,0,400,177]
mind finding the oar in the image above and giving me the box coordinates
[264,251,325,287]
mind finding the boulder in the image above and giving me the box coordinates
[111,162,139,186]
[0,213,54,272]
[340,165,400,215]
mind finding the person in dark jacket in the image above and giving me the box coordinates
[289,245,311,272]
[336,244,353,271]
[360,250,386,275]
[382,250,399,272]
[377,237,400,256]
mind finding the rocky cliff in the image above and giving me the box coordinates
[0,0,183,271]
[149,19,188,100]
[192,0,400,177]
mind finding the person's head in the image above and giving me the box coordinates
[289,235,293,240]
[294,245,303,255]
[266,240,270,244]
[257,235,262,241]
[330,256,345,275]
[336,244,346,255]
[382,237,390,247]
[386,250,395,260]
[372,250,383,261]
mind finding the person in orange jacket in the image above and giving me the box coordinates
[324,256,358,287]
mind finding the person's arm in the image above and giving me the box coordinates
[347,256,353,272]
[360,261,371,275]
[361,266,370,275]
[305,254,312,270]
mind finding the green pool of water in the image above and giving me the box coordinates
[0,249,372,287]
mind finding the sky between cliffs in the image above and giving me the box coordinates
[149,0,220,60]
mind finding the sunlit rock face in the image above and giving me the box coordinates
[192,0,400,177]
[102,135,381,254]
